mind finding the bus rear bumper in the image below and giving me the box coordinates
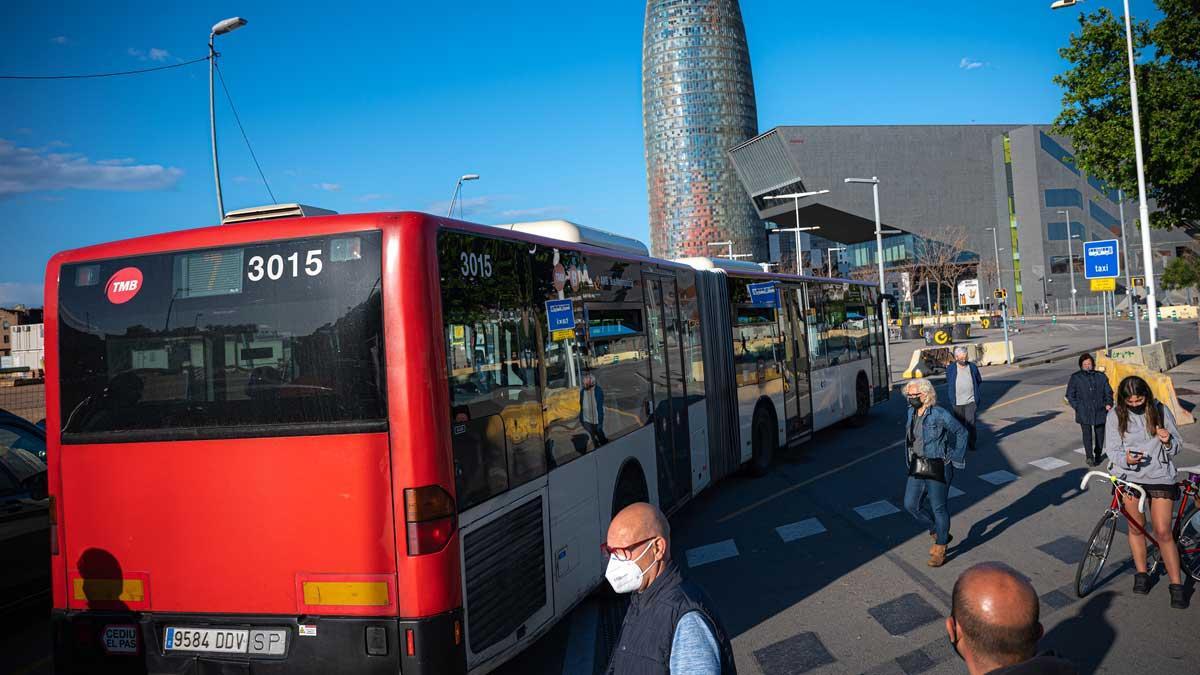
[52,607,466,675]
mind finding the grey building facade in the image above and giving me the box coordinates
[728,124,1196,315]
[642,0,764,261]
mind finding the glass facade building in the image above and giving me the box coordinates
[642,0,764,261]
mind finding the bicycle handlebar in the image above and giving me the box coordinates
[1080,470,1146,512]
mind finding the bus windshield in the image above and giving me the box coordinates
[57,231,386,442]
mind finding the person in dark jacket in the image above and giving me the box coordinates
[604,503,736,675]
[903,377,968,568]
[1065,353,1113,466]
[946,563,1077,675]
[946,347,983,451]
[579,371,608,448]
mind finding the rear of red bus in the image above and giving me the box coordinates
[46,212,466,674]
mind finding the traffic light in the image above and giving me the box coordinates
[993,288,1007,299]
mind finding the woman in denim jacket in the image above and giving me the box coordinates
[1103,375,1188,609]
[903,377,968,568]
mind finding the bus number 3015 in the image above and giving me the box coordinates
[247,250,323,281]
[460,252,492,278]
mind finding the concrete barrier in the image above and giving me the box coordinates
[1105,340,1177,373]
[1157,305,1198,320]
[902,343,1007,378]
[1094,353,1194,426]
[978,341,1014,366]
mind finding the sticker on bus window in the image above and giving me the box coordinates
[299,624,317,637]
[105,267,144,305]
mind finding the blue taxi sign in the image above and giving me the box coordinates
[1083,239,1119,279]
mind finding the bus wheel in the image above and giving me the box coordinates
[847,373,871,427]
[748,406,777,477]
[612,461,648,518]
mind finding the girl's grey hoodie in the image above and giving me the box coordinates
[1104,405,1182,485]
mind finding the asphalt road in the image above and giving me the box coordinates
[7,317,1199,674]
[496,317,1200,675]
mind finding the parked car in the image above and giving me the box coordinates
[0,408,49,614]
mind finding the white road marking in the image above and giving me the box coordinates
[978,470,1020,485]
[561,600,598,675]
[685,539,739,568]
[1030,457,1071,471]
[948,486,966,499]
[776,517,827,542]
[1073,448,1087,455]
[854,500,901,521]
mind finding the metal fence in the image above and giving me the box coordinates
[0,382,46,423]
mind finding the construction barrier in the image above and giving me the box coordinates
[1157,305,1198,320]
[1094,353,1194,426]
[1105,340,1177,373]
[901,342,1012,378]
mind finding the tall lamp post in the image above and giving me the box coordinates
[845,176,893,378]
[209,16,247,222]
[1117,189,1142,345]
[1057,209,1080,314]
[447,174,480,217]
[985,226,1013,363]
[765,189,829,274]
[1053,0,1158,340]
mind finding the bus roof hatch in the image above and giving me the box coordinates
[221,203,338,225]
[496,219,649,257]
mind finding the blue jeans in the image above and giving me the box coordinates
[904,463,955,545]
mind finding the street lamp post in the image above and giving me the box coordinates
[845,176,893,378]
[1117,189,1142,345]
[209,16,247,222]
[708,241,734,259]
[985,226,1012,363]
[765,189,829,275]
[447,174,480,217]
[1053,0,1158,341]
[1057,209,1079,314]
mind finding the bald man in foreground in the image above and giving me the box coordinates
[603,502,736,674]
[946,563,1077,674]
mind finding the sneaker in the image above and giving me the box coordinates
[1133,573,1151,595]
[1169,584,1189,609]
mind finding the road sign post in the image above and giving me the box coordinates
[1083,239,1120,351]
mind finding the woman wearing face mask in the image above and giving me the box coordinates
[903,377,968,568]
[1104,376,1188,609]
[1066,353,1113,467]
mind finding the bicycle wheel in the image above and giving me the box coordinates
[1180,505,1200,582]
[1077,511,1118,598]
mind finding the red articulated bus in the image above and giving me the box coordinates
[46,206,886,673]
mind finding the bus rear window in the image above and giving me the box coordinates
[57,231,386,442]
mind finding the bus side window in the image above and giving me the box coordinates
[439,233,546,511]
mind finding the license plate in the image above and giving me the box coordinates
[164,627,287,655]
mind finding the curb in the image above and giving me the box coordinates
[1014,336,1134,369]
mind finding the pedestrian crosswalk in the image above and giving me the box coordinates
[683,449,1089,570]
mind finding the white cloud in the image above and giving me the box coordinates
[959,57,985,70]
[426,195,499,217]
[50,36,69,45]
[357,193,389,202]
[0,282,44,306]
[128,47,171,62]
[499,205,568,218]
[0,138,183,196]
[313,182,341,192]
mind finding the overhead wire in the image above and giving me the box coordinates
[214,61,277,204]
[0,55,209,80]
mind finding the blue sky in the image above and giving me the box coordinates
[0,0,1159,307]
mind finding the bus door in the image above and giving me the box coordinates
[783,285,814,442]
[643,273,691,513]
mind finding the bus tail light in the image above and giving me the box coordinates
[403,486,456,556]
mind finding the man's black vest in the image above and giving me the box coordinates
[605,561,737,674]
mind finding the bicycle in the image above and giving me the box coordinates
[1075,465,1200,598]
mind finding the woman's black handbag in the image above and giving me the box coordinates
[908,454,946,482]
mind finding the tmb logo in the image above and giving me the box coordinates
[105,267,144,304]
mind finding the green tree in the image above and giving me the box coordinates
[1053,1,1200,228]
[1160,254,1200,290]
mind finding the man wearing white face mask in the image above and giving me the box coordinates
[603,502,736,675]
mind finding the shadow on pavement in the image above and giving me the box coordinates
[951,469,1087,561]
[1040,591,1117,673]
[989,411,1063,442]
